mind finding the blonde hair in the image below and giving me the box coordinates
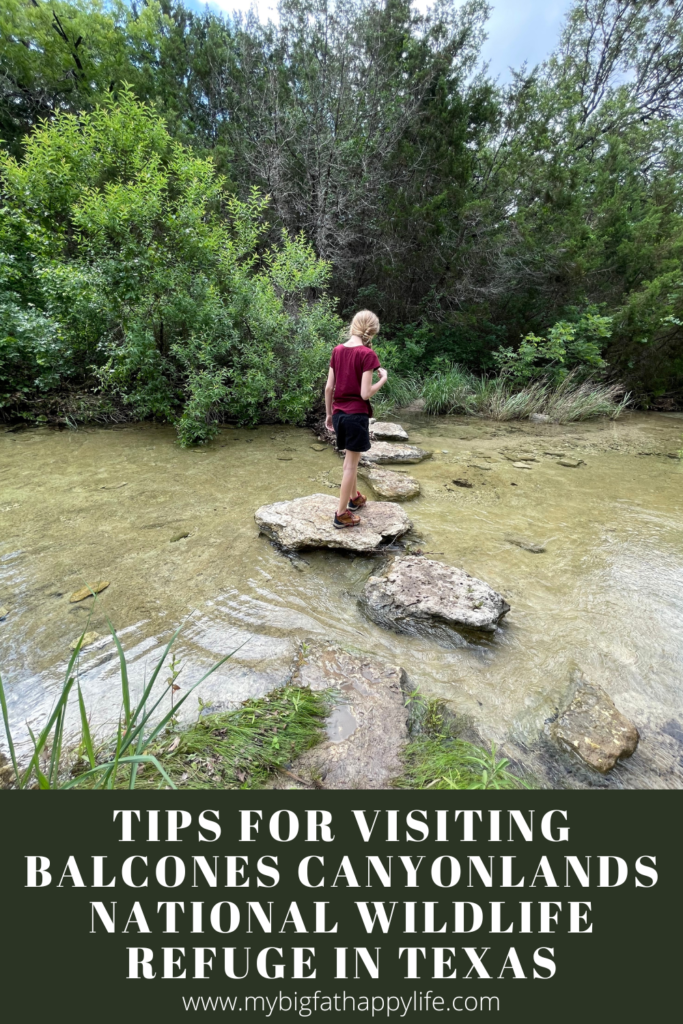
[348,309,380,345]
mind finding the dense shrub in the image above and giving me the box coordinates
[0,89,342,442]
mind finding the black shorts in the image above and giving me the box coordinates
[332,411,372,452]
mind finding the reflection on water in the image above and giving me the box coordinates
[1,412,682,788]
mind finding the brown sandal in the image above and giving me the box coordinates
[334,509,361,529]
[347,491,367,511]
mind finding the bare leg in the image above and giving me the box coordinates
[338,450,362,515]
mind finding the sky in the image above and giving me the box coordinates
[191,1,574,81]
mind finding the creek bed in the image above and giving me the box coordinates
[1,412,682,789]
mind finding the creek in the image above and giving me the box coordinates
[1,411,681,789]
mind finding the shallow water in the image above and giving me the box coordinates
[1,412,682,788]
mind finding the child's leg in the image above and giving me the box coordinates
[338,450,362,515]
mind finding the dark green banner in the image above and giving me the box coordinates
[0,792,677,1021]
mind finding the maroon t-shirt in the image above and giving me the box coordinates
[330,344,381,415]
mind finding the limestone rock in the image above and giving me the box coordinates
[255,493,411,552]
[69,581,110,603]
[529,413,551,423]
[370,421,409,442]
[360,555,510,642]
[359,467,420,501]
[512,462,532,470]
[558,458,583,468]
[285,646,409,789]
[550,674,639,773]
[70,631,101,651]
[357,441,431,466]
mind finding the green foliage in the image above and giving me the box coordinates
[376,364,628,421]
[394,692,529,791]
[494,311,612,384]
[0,89,341,439]
[1,0,683,407]
[0,617,237,790]
[133,686,334,790]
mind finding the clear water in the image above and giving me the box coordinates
[1,412,681,788]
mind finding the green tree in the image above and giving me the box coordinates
[0,88,341,440]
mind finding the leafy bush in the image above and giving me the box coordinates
[0,89,342,441]
[494,310,612,385]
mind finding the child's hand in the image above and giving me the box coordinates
[325,415,334,432]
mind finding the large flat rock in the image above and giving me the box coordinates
[550,674,639,773]
[283,646,409,789]
[359,466,420,501]
[255,493,411,552]
[370,421,409,442]
[360,555,510,642]
[358,441,431,465]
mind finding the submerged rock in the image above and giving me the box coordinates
[360,555,510,642]
[255,493,411,552]
[69,581,110,603]
[357,441,431,466]
[370,421,409,442]
[359,467,420,501]
[452,478,473,488]
[512,462,532,470]
[506,535,545,553]
[558,458,584,468]
[70,631,101,651]
[550,674,639,773]
[0,606,9,620]
[285,645,409,790]
[529,413,551,423]
[310,444,327,451]
[402,398,426,412]
[170,531,190,543]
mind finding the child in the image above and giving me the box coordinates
[325,310,388,528]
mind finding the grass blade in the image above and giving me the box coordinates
[77,683,96,770]
[0,672,21,789]
[105,620,132,731]
[61,755,178,791]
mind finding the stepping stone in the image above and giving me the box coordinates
[370,421,409,442]
[359,467,420,501]
[360,555,510,643]
[356,441,431,465]
[549,673,639,773]
[282,645,409,790]
[254,493,411,552]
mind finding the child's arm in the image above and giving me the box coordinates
[361,366,388,401]
[324,367,335,430]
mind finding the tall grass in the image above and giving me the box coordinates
[0,623,237,790]
[377,365,629,422]
[131,686,334,790]
[394,692,530,791]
